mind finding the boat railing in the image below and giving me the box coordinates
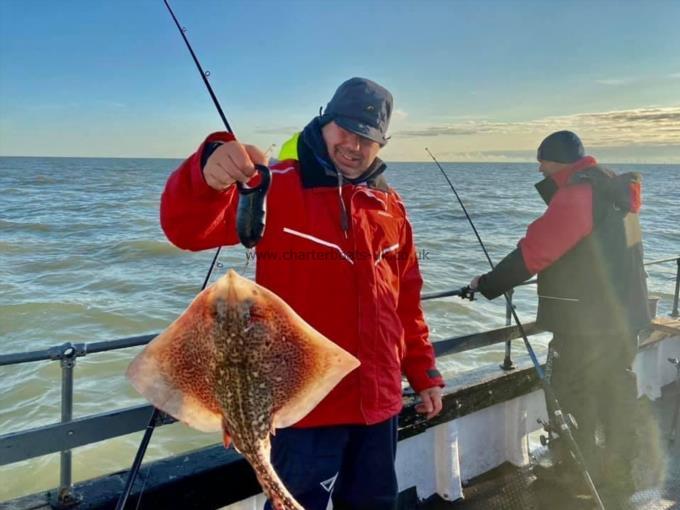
[645,255,680,318]
[423,278,540,371]
[429,254,678,372]
[1,255,678,508]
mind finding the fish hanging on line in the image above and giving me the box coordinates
[127,269,360,510]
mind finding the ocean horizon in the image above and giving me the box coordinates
[2,154,680,165]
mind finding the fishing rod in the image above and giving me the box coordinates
[115,2,270,508]
[162,0,270,250]
[421,286,475,301]
[425,148,606,509]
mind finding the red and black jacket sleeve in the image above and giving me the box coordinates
[396,202,445,391]
[477,183,594,299]
[160,132,241,251]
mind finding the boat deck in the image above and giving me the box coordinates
[422,381,680,510]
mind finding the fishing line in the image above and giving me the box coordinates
[264,143,277,157]
[116,2,268,508]
[425,148,606,509]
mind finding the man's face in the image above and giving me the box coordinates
[322,121,382,179]
[538,160,568,178]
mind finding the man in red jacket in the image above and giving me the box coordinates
[470,131,651,504]
[161,77,443,510]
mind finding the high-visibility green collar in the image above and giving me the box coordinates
[277,132,300,161]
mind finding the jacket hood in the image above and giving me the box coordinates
[571,166,642,213]
[535,156,642,213]
[571,167,642,214]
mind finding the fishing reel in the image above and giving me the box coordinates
[459,285,475,301]
[537,412,578,448]
[537,418,557,447]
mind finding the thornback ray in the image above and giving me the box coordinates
[126,269,360,509]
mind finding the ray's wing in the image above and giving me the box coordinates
[270,321,360,429]
[246,279,360,429]
[126,290,223,432]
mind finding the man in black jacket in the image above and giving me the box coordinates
[470,131,651,500]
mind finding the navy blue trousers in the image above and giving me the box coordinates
[264,416,399,510]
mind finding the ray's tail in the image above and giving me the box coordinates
[247,447,304,510]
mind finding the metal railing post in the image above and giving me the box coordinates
[54,344,81,508]
[500,290,515,370]
[672,258,679,318]
[668,357,680,444]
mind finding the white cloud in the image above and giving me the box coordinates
[395,106,680,148]
[392,109,408,120]
[543,107,680,146]
[255,126,301,135]
[595,78,635,86]
[101,101,127,109]
[26,102,81,111]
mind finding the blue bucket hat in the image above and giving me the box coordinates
[320,77,393,145]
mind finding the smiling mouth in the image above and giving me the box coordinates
[336,149,361,166]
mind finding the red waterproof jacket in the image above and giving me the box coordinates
[478,156,649,334]
[160,131,443,427]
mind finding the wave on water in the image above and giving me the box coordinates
[29,175,59,185]
[0,300,162,347]
[20,255,95,273]
[108,239,183,260]
[0,219,52,233]
[0,300,94,314]
[0,241,33,254]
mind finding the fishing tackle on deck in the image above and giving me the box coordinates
[425,147,607,510]
[116,3,271,509]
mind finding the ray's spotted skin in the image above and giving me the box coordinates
[127,270,360,510]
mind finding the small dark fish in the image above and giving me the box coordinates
[237,164,271,248]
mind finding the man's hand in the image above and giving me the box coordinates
[469,275,481,291]
[203,141,268,191]
[416,386,443,419]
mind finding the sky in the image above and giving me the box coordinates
[0,0,679,163]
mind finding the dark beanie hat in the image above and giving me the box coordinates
[537,130,585,163]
